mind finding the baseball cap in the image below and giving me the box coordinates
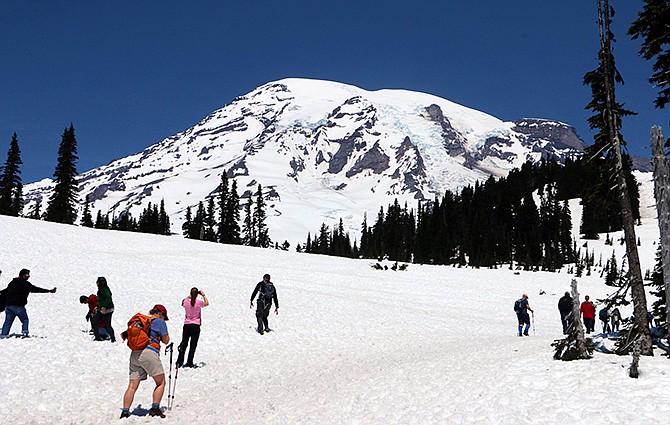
[153,304,169,320]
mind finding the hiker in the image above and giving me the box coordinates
[647,311,654,328]
[580,295,596,334]
[121,304,170,419]
[91,276,116,342]
[610,307,622,332]
[514,293,533,336]
[557,292,573,335]
[176,287,209,368]
[599,306,611,333]
[1,269,56,338]
[79,294,107,337]
[250,274,279,335]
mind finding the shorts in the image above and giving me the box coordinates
[129,348,164,380]
[517,312,530,326]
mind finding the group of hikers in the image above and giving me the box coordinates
[556,292,622,335]
[515,291,627,337]
[0,269,280,419]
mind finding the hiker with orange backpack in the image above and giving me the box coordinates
[120,305,170,419]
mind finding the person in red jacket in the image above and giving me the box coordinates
[580,295,596,334]
[80,294,107,336]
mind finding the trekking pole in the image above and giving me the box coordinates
[165,342,174,410]
[171,362,179,410]
[532,312,536,336]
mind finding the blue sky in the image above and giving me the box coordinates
[1,1,667,183]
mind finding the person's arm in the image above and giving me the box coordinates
[527,303,533,313]
[249,283,261,308]
[28,283,56,294]
[273,288,279,313]
[201,291,209,307]
[161,333,170,345]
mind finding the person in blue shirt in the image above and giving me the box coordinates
[121,304,170,419]
[515,293,534,336]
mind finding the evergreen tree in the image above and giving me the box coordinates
[629,1,670,111]
[204,197,217,241]
[217,171,230,243]
[254,184,270,248]
[45,125,79,224]
[182,206,194,238]
[242,197,255,246]
[0,133,24,216]
[27,199,42,220]
[225,179,241,244]
[94,210,109,229]
[81,194,93,227]
[159,199,170,235]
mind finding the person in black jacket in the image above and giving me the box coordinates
[557,292,573,335]
[249,274,279,335]
[1,269,56,337]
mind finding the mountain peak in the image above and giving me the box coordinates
[24,78,586,243]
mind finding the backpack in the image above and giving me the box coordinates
[0,287,7,313]
[124,313,153,350]
[514,299,522,313]
[263,282,276,301]
[599,309,609,320]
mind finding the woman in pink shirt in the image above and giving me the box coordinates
[176,287,209,368]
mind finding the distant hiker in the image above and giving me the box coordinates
[121,304,170,419]
[176,287,209,368]
[250,274,279,335]
[580,295,596,334]
[557,292,573,335]
[79,293,107,336]
[91,276,116,342]
[610,308,622,332]
[514,293,533,336]
[1,269,56,338]
[599,307,611,333]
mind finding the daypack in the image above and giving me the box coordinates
[514,299,522,313]
[599,309,609,321]
[124,313,153,350]
[263,282,276,301]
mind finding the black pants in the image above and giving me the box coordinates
[256,300,271,332]
[560,313,572,334]
[177,324,201,366]
[584,317,595,333]
[92,310,115,342]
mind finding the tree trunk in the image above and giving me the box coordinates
[598,0,652,355]
[651,126,670,347]
[571,279,591,358]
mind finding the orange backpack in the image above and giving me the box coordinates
[124,313,153,350]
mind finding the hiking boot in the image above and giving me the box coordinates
[120,411,131,419]
[264,328,271,333]
[518,333,523,337]
[148,407,165,418]
[183,363,194,368]
[523,330,529,336]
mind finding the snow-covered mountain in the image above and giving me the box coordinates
[24,78,586,243]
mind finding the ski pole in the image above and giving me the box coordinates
[165,342,174,410]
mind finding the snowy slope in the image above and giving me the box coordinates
[23,78,585,244]
[1,175,668,424]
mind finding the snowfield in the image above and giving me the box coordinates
[0,174,669,424]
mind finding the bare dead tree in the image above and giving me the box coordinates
[597,0,652,355]
[651,126,670,347]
